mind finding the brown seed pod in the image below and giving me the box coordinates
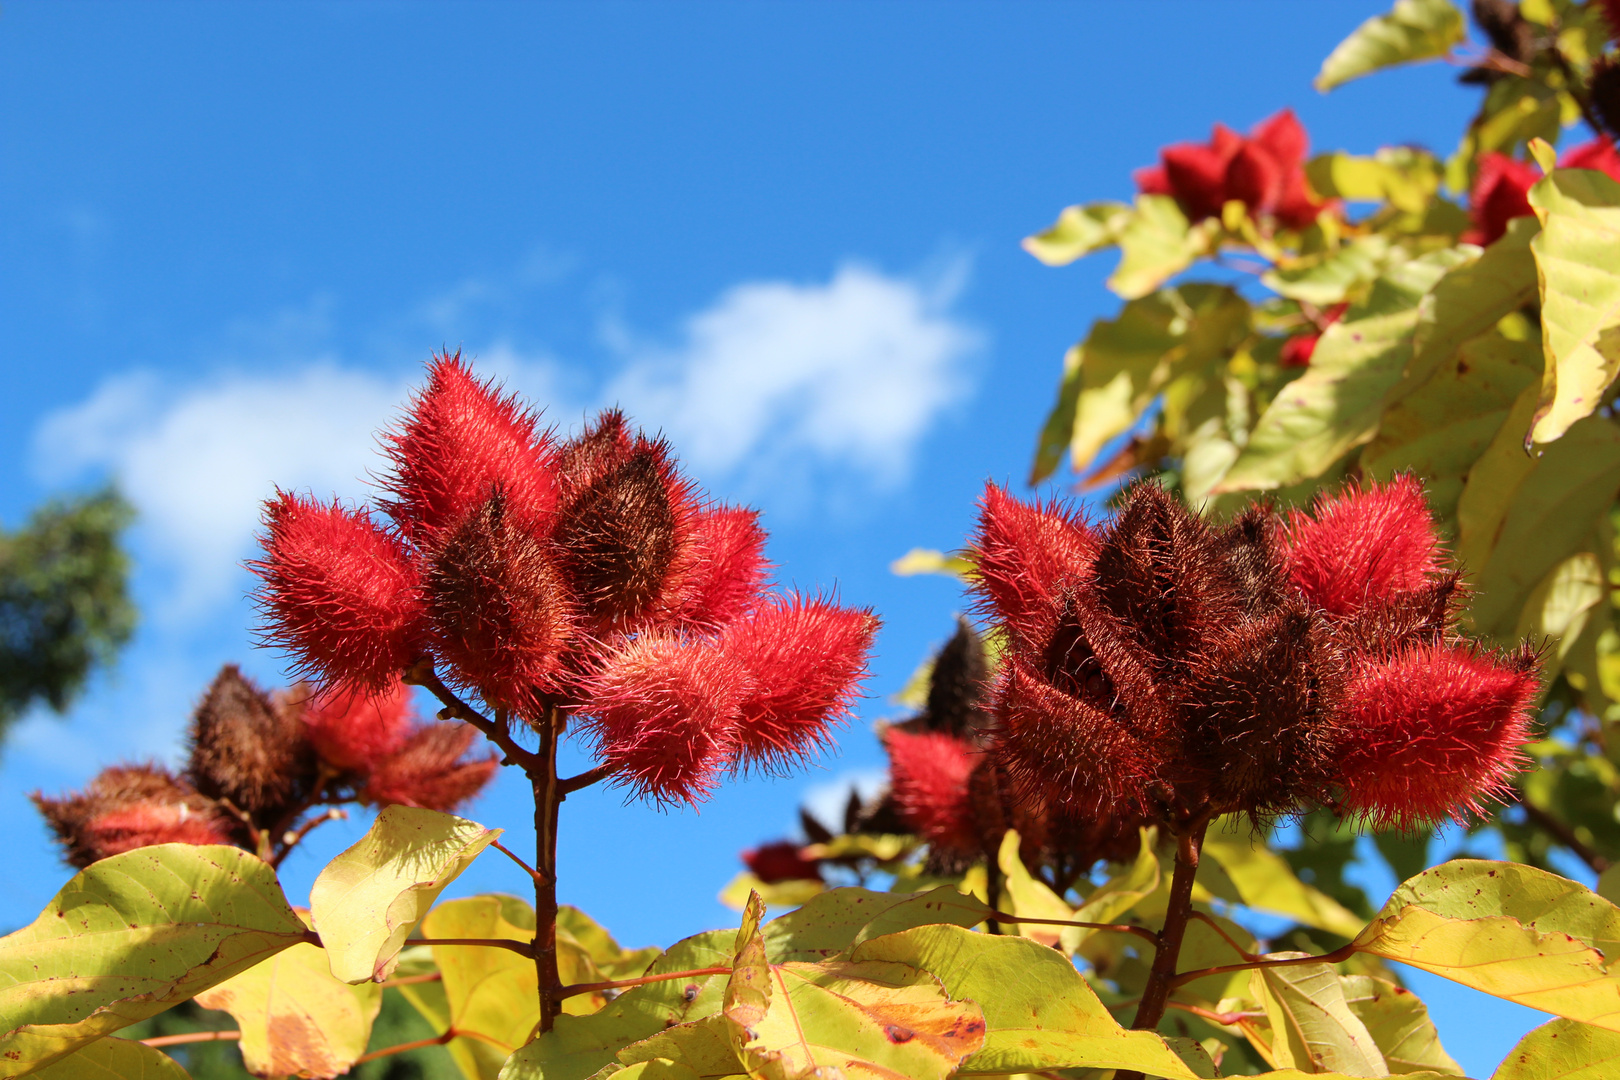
[186,665,316,821]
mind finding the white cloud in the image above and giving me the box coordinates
[605,261,980,488]
[34,363,415,615]
[33,261,979,615]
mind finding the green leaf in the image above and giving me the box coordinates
[1405,215,1540,390]
[0,844,307,1076]
[1109,195,1209,300]
[888,549,974,580]
[1304,149,1443,215]
[28,1038,191,1080]
[193,933,381,1080]
[557,907,661,982]
[1492,1018,1620,1079]
[717,873,824,913]
[310,805,501,983]
[1340,974,1463,1075]
[760,886,991,963]
[851,924,1201,1078]
[1030,344,1084,484]
[1355,859,1620,1030]
[1263,235,1400,306]
[420,896,542,1079]
[1062,827,1161,954]
[1529,168,1620,444]
[1215,247,1472,493]
[601,1062,702,1080]
[1022,202,1131,266]
[1249,957,1388,1076]
[615,1015,743,1078]
[1315,0,1466,91]
[994,830,1072,949]
[1203,823,1367,939]
[1515,551,1607,660]
[1454,384,1620,640]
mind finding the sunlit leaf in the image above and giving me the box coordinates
[1215,248,1472,493]
[1339,974,1463,1075]
[1249,957,1387,1075]
[1305,149,1443,214]
[1062,827,1161,954]
[1492,1017,1620,1079]
[1203,824,1366,939]
[1263,235,1400,306]
[1315,0,1466,91]
[994,830,1071,948]
[614,1015,741,1079]
[194,929,381,1080]
[1515,551,1607,660]
[889,549,974,580]
[1528,168,1620,445]
[761,886,991,963]
[557,907,661,983]
[0,844,307,1075]
[1405,215,1539,390]
[309,805,501,983]
[1022,202,1131,266]
[27,1038,192,1080]
[419,896,544,1080]
[1109,195,1211,300]
[1355,860,1620,1030]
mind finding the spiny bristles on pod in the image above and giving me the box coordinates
[970,484,1100,646]
[582,633,748,805]
[186,665,316,819]
[1283,474,1444,618]
[554,409,635,498]
[922,617,991,739]
[1335,641,1539,829]
[360,723,498,813]
[550,436,700,630]
[671,506,771,631]
[32,764,231,868]
[721,593,878,771]
[300,678,416,774]
[424,491,575,715]
[380,352,557,541]
[252,492,427,691]
[884,729,980,855]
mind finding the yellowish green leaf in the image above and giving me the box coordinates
[1339,974,1462,1075]
[889,549,974,579]
[1356,859,1620,1030]
[194,931,381,1080]
[1315,0,1466,91]
[1216,247,1472,492]
[994,831,1072,949]
[1492,1017,1620,1079]
[1022,202,1131,266]
[761,886,991,963]
[420,896,544,1080]
[717,873,824,913]
[1030,343,1085,484]
[802,834,911,863]
[28,1038,192,1080]
[615,1015,741,1078]
[1203,824,1366,939]
[0,844,307,1076]
[1405,215,1539,390]
[1062,827,1161,954]
[557,907,660,983]
[602,1062,702,1080]
[1528,168,1620,444]
[1263,235,1399,306]
[1109,195,1209,300]
[852,924,1200,1078]
[1515,551,1606,660]
[1305,149,1443,214]
[310,805,500,983]
[1250,957,1387,1076]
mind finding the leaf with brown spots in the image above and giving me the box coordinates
[26,1037,192,1079]
[1493,1018,1620,1079]
[0,844,307,1077]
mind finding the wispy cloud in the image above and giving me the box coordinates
[33,260,980,615]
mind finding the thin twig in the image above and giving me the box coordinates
[1520,798,1611,872]
[351,1031,453,1065]
[379,971,443,989]
[410,936,536,958]
[558,763,615,797]
[404,660,541,771]
[1168,941,1361,991]
[1167,1000,1266,1026]
[492,839,548,883]
[556,965,733,1001]
[214,798,266,857]
[275,807,347,865]
[142,1030,242,1049]
[984,909,1159,947]
[1188,910,1257,962]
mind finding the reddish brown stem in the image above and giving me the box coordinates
[492,838,547,883]
[558,763,615,796]
[983,909,1159,947]
[405,661,542,772]
[379,971,443,989]
[142,1030,242,1049]
[535,705,564,1033]
[556,965,732,1001]
[351,1030,453,1065]
[1117,816,1210,1080]
[272,807,346,867]
[412,936,535,957]
[1188,910,1256,961]
[1167,941,1361,991]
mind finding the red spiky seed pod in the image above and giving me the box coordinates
[32,764,232,868]
[1283,475,1444,618]
[722,594,877,770]
[187,665,316,818]
[970,484,1099,648]
[884,729,980,854]
[301,678,415,773]
[424,492,574,715]
[1336,642,1539,829]
[742,841,823,884]
[381,352,558,542]
[584,633,747,805]
[672,506,770,631]
[555,409,635,498]
[253,493,427,691]
[361,723,498,813]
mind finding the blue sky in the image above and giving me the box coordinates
[1,1,1540,1072]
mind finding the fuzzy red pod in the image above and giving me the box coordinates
[969,484,1099,648]
[1282,475,1444,619]
[742,841,823,884]
[1561,137,1620,181]
[253,493,427,691]
[722,594,877,771]
[361,724,498,813]
[301,679,416,773]
[1335,642,1539,828]
[1465,152,1538,246]
[83,803,237,860]
[1603,0,1620,42]
[33,764,234,867]
[583,633,748,805]
[381,352,558,542]
[884,728,980,854]
[1134,110,1329,228]
[424,492,576,715]
[670,506,771,631]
